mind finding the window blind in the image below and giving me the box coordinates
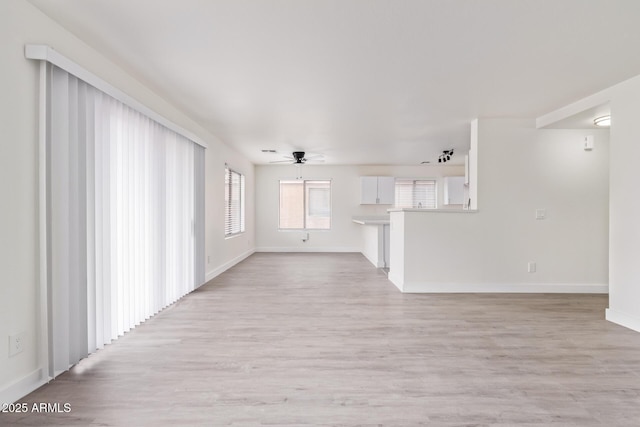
[224,167,245,236]
[45,64,205,378]
[395,179,437,209]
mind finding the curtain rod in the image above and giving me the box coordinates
[25,44,208,149]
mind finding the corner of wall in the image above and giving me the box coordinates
[387,270,404,292]
[468,119,478,210]
[0,368,47,405]
[204,248,255,284]
[606,308,640,333]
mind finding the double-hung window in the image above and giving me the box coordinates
[395,179,437,209]
[225,166,245,236]
[279,180,331,230]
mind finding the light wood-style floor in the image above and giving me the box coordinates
[4,253,640,426]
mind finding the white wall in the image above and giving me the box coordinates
[255,164,464,252]
[389,119,610,293]
[468,119,478,209]
[0,0,254,403]
[606,74,640,331]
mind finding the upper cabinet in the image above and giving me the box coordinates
[377,177,396,204]
[361,176,395,204]
[444,176,465,205]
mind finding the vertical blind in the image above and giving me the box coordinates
[46,64,205,378]
[395,179,437,209]
[224,166,245,236]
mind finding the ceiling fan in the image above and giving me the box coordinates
[269,151,324,164]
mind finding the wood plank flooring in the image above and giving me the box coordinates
[3,252,640,426]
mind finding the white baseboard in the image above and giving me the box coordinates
[396,281,608,294]
[0,368,47,405]
[387,271,404,292]
[606,308,640,333]
[255,247,361,253]
[362,251,384,268]
[204,248,255,283]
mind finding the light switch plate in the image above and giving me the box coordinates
[584,135,594,151]
[8,332,26,357]
[535,209,546,220]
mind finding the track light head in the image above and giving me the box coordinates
[437,149,454,163]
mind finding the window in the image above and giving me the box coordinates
[225,166,245,236]
[279,180,331,229]
[395,179,437,209]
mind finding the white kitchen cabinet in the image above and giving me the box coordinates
[360,177,378,204]
[377,177,396,204]
[444,176,465,205]
[360,176,395,204]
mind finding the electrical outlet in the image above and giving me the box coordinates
[207,255,211,264]
[535,209,546,220]
[528,262,537,273]
[8,332,26,357]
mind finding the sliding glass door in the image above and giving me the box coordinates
[46,64,205,377]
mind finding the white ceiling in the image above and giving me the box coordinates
[28,0,640,165]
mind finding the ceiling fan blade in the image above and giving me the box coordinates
[269,160,294,164]
[304,154,324,160]
[306,159,325,163]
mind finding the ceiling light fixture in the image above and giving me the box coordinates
[438,149,454,163]
[594,115,611,127]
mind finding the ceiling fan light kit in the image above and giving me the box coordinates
[292,151,306,164]
[268,151,325,165]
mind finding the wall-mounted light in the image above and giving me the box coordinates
[594,115,611,127]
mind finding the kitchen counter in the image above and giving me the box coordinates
[352,216,390,269]
[351,216,390,225]
[386,208,477,213]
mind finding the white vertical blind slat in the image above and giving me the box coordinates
[49,65,70,376]
[84,82,97,355]
[194,145,206,287]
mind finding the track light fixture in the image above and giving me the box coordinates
[438,149,454,163]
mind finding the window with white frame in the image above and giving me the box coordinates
[395,179,437,209]
[279,180,331,230]
[225,166,245,236]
